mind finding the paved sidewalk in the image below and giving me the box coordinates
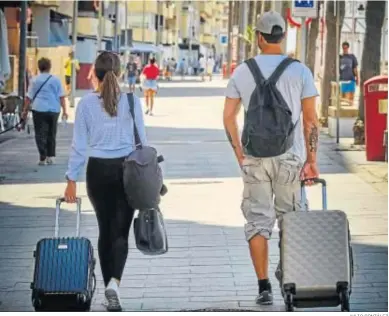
[0,79,387,312]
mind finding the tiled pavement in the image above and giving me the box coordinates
[0,79,387,312]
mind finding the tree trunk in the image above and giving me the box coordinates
[306,2,322,75]
[232,1,240,62]
[306,19,319,74]
[264,0,272,12]
[320,0,346,121]
[250,1,262,56]
[246,1,255,58]
[358,0,386,121]
[281,1,290,53]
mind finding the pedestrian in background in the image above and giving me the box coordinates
[64,51,147,312]
[126,56,138,93]
[207,56,215,81]
[339,41,359,104]
[199,54,206,81]
[142,57,159,116]
[22,57,67,165]
[64,51,80,95]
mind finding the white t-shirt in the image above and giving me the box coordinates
[199,57,206,69]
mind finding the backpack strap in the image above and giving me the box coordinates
[245,58,265,86]
[127,93,143,150]
[268,57,299,84]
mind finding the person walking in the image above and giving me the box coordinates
[141,57,159,116]
[21,57,67,165]
[64,51,80,95]
[340,41,359,104]
[64,51,147,312]
[199,55,206,81]
[206,56,215,81]
[177,58,186,80]
[126,56,138,93]
[223,12,320,305]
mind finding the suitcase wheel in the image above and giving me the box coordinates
[340,290,350,312]
[32,298,42,309]
[77,293,87,304]
[285,293,294,312]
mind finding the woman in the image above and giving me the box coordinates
[22,58,67,165]
[141,57,159,116]
[64,51,147,311]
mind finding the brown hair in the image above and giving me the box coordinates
[38,58,51,72]
[94,51,121,117]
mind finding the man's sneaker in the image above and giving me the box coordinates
[38,160,46,166]
[256,289,273,305]
[46,157,55,165]
[105,280,122,312]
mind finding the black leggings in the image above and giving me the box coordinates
[86,157,135,287]
[32,110,59,161]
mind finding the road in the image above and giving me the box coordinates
[0,78,387,312]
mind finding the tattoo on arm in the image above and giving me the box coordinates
[308,125,318,152]
[225,130,236,149]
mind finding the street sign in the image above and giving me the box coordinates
[220,34,228,45]
[292,0,318,18]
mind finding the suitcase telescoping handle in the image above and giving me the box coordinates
[55,197,82,238]
[300,178,327,210]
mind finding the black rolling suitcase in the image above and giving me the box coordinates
[31,198,96,311]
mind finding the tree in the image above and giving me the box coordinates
[306,1,323,75]
[246,1,256,58]
[358,0,386,121]
[250,1,262,56]
[320,0,346,124]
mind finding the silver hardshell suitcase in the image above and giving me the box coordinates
[280,178,354,312]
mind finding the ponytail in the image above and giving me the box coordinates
[100,70,120,117]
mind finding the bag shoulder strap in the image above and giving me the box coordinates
[268,57,299,84]
[244,58,265,86]
[31,75,52,103]
[126,93,142,150]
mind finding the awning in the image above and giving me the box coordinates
[125,43,161,54]
[50,9,72,22]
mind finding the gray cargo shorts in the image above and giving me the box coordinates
[241,152,306,241]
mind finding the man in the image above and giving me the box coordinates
[223,12,320,305]
[340,41,359,103]
[64,52,80,95]
[126,56,138,93]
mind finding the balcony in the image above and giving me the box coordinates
[198,2,213,18]
[78,17,113,38]
[32,0,60,7]
[132,28,156,44]
[179,13,189,39]
[163,3,174,20]
[127,1,158,15]
[199,33,215,45]
[200,22,212,35]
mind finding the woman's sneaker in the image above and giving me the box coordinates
[46,157,55,165]
[105,280,122,312]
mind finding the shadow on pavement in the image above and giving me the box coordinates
[0,201,387,312]
[0,125,350,186]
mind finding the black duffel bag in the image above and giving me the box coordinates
[123,93,168,255]
[133,208,168,255]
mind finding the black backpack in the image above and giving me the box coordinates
[242,57,299,158]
